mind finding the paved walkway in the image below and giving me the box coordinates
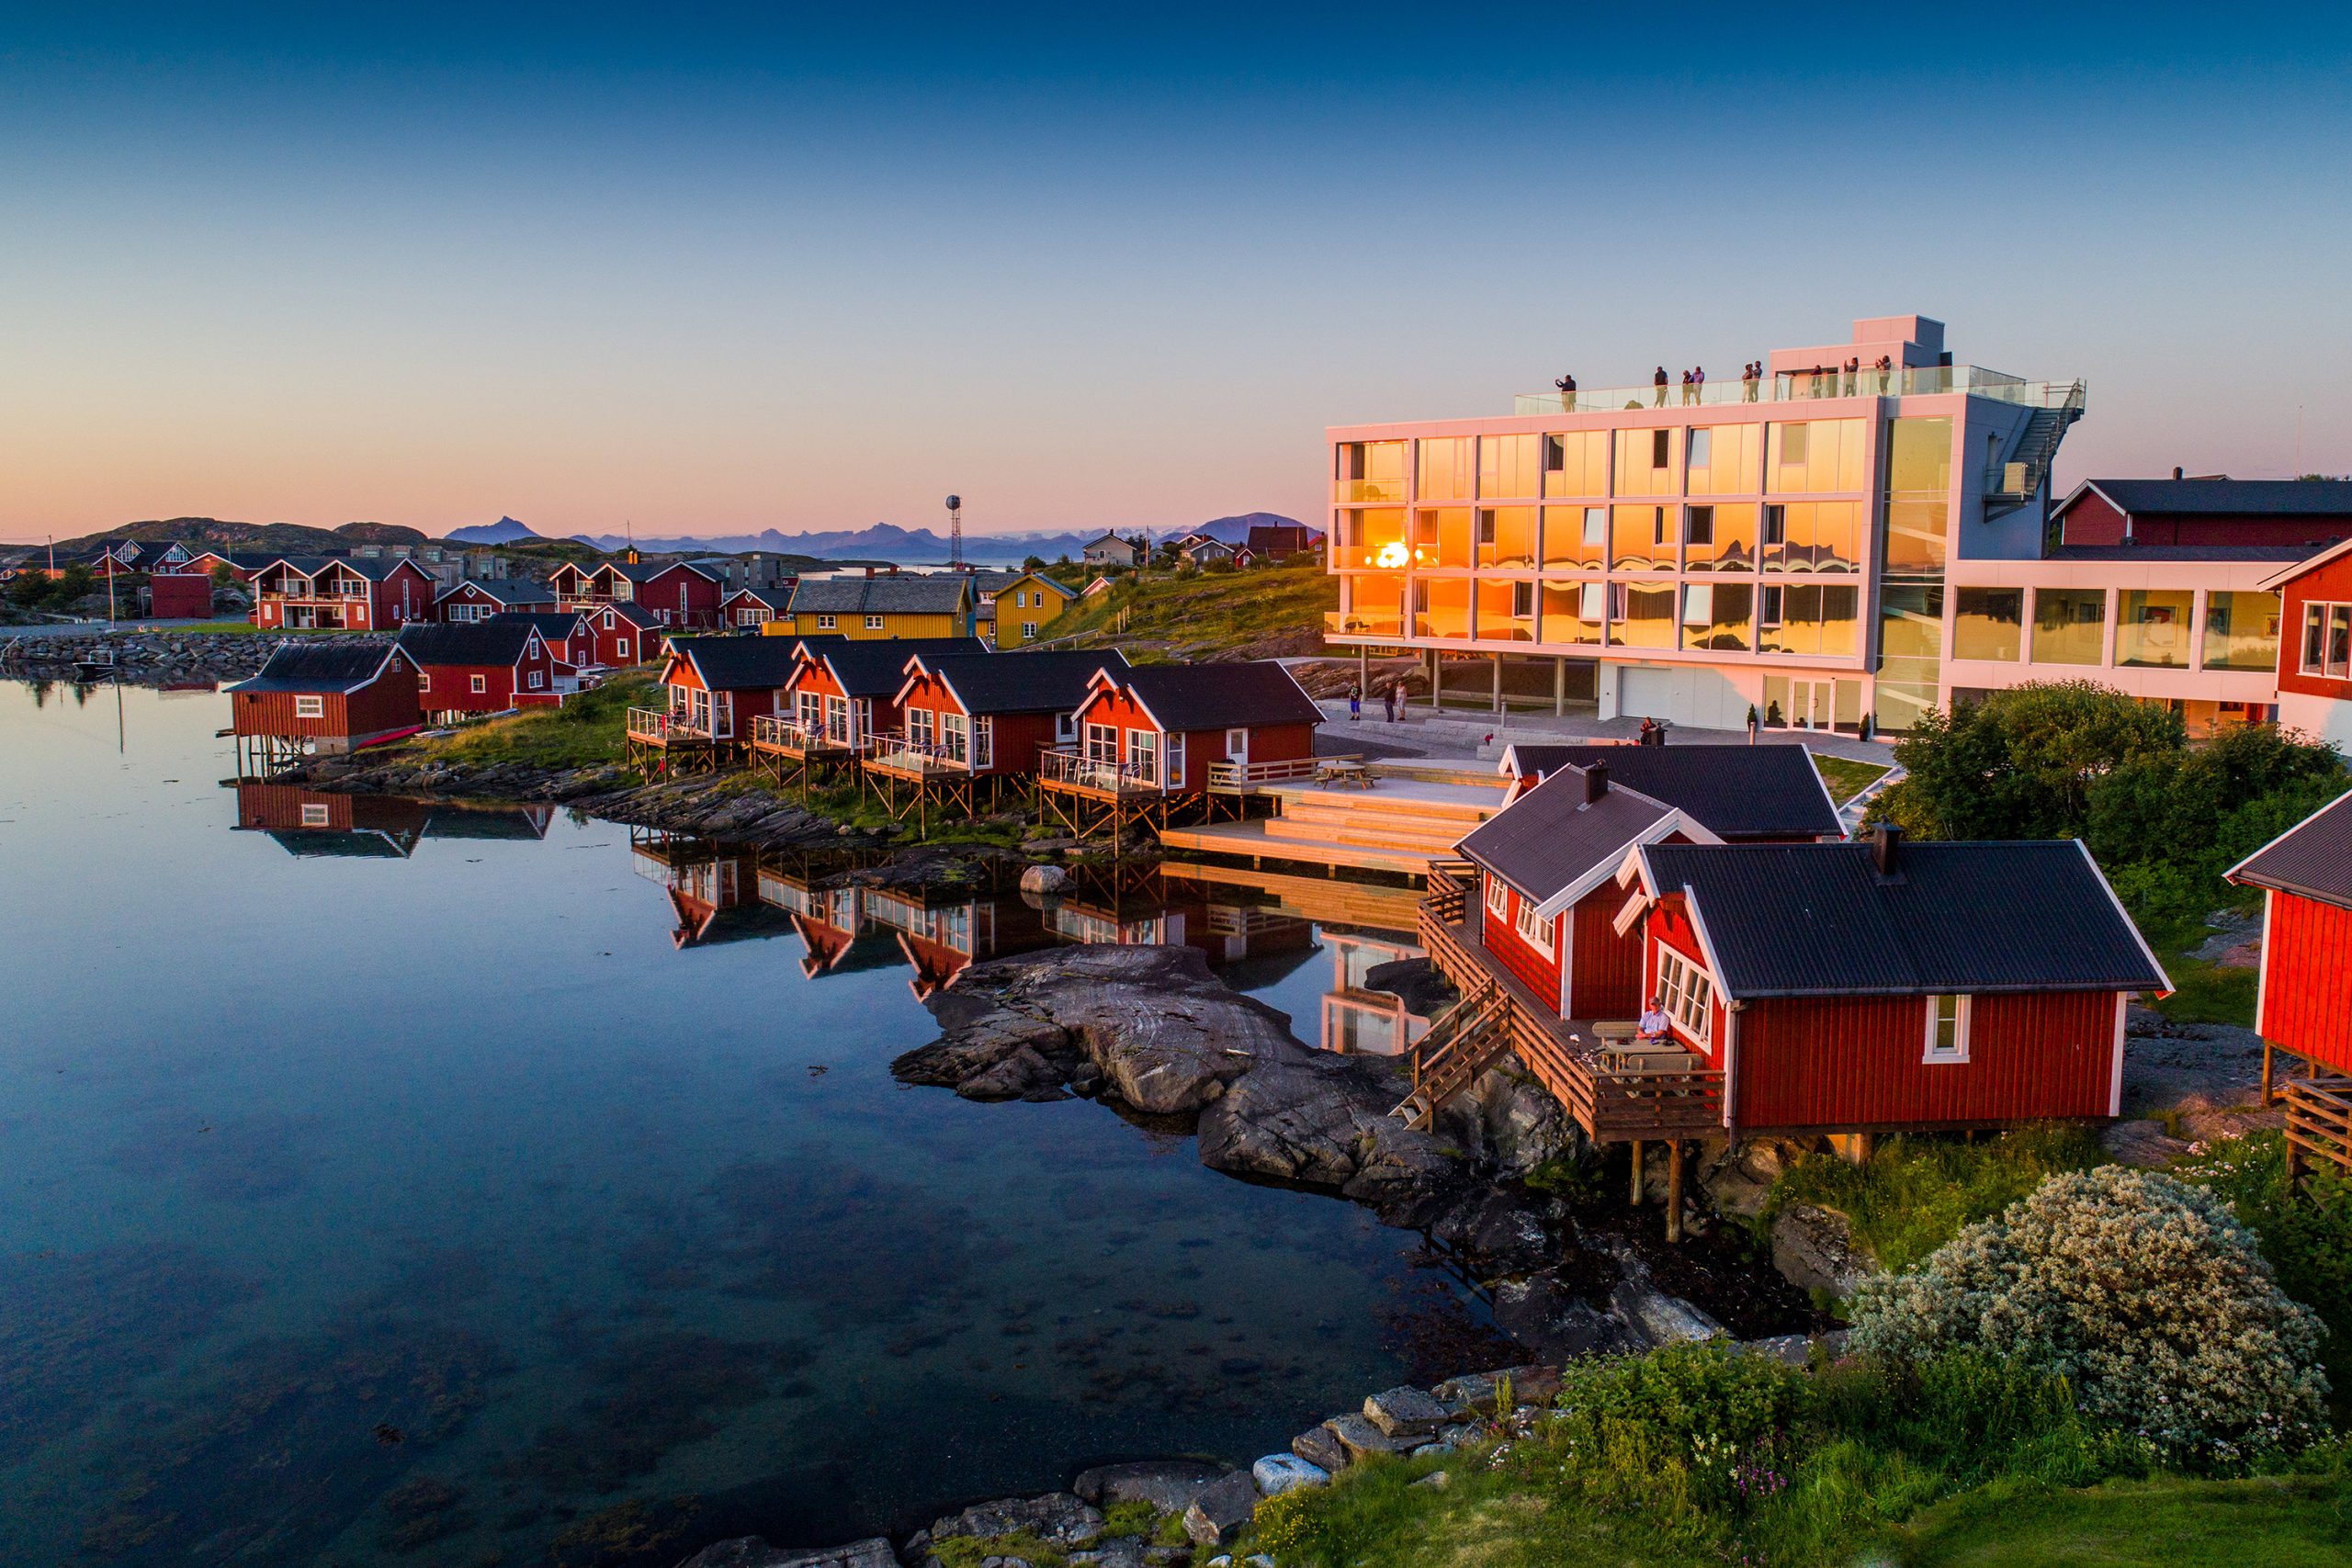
[1310,700,1897,764]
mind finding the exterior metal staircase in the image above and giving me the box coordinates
[1983,380,2085,516]
[1390,976,1514,1131]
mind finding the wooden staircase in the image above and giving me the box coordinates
[1392,977,1514,1131]
[1258,785,1503,859]
[2283,1073,2352,1185]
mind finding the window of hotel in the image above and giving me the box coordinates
[1514,897,1555,955]
[1883,417,1954,573]
[1768,418,1867,493]
[1478,506,1539,567]
[1337,508,1407,570]
[1476,577,1532,641]
[1542,431,1611,496]
[1613,428,1681,497]
[1923,994,1971,1064]
[1683,506,1713,547]
[1419,507,1475,569]
[1479,434,1542,499]
[2204,592,2281,671]
[1684,581,1753,652]
[1541,506,1606,568]
[1335,440,1407,503]
[1609,582,1677,649]
[1684,423,1759,496]
[1418,577,1473,638]
[1611,505,1674,570]
[1952,587,2025,662]
[2032,589,2109,665]
[2116,590,2195,668]
[1687,503,1758,570]
[1762,502,1861,574]
[1335,572,1406,637]
[1418,436,1474,501]
[1486,875,1509,919]
[1758,583,1860,657]
[1655,947,1713,1043]
[1538,581,1605,646]
[2301,604,2352,678]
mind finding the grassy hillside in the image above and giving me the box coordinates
[1046,558,1336,660]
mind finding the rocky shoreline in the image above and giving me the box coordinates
[0,626,298,684]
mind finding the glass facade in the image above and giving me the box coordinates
[1762,502,1861,573]
[1334,440,1406,503]
[1540,580,1605,646]
[1684,581,1754,652]
[1543,431,1611,496]
[1478,506,1539,568]
[1334,508,1407,570]
[1543,505,1608,569]
[1611,505,1673,570]
[1418,437,1474,502]
[2205,592,2282,671]
[2032,589,2107,665]
[2115,589,2196,668]
[1614,427,1680,497]
[1611,582,1677,649]
[1479,434,1542,499]
[1335,573,1405,637]
[1952,587,2024,662]
[1874,416,1954,732]
[1767,419,1867,493]
[1684,424,1760,496]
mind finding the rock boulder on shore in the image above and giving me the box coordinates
[674,1538,899,1568]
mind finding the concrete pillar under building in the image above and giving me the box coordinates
[1554,657,1566,716]
[1491,653,1502,715]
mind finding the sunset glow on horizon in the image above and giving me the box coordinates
[5,4,2348,545]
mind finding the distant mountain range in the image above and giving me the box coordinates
[445,515,540,545]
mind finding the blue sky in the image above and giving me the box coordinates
[4,4,2348,540]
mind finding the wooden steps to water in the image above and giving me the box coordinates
[1157,861,1426,930]
[1155,819,1435,875]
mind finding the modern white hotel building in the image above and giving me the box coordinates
[1322,315,2092,734]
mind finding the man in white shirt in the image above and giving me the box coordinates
[1636,997,1672,1044]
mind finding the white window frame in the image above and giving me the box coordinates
[941,710,970,764]
[971,715,993,769]
[615,637,631,660]
[1514,897,1555,956]
[1923,993,1972,1064]
[908,707,935,749]
[865,615,885,630]
[1653,947,1715,1045]
[1485,874,1510,919]
[300,802,330,827]
[1084,721,1118,764]
[1164,731,1183,787]
[1022,621,1037,639]
[1126,727,1159,784]
[294,694,323,718]
[470,674,488,694]
[527,669,545,690]
[817,614,837,630]
[418,673,433,692]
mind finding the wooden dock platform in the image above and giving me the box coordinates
[1156,762,1508,876]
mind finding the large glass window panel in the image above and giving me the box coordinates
[1418,436,1474,502]
[1613,427,1680,497]
[1686,503,1758,570]
[1417,507,1474,569]
[1611,581,1677,648]
[1759,583,1860,657]
[1686,423,1759,496]
[1335,440,1407,503]
[1542,505,1607,568]
[1819,583,1860,657]
[1611,505,1674,570]
[1766,419,1866,493]
[1539,580,1604,646]
[1479,506,1539,567]
[2031,589,2108,665]
[2117,589,2196,668]
[1883,497,1948,573]
[1479,434,1542,499]
[1767,423,1810,492]
[1336,508,1408,570]
[1952,587,2024,661]
[1476,577,1533,641]
[2302,604,2327,673]
[1685,581,1752,651]
[2334,607,2352,677]
[2204,591,2281,671]
[1335,572,1406,637]
[1542,431,1610,496]
[1415,577,1474,638]
[1885,416,1952,494]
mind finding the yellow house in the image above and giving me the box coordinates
[983,570,1079,649]
[766,572,975,640]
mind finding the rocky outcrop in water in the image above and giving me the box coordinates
[0,628,299,684]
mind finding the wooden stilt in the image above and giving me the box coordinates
[1665,1140,1684,1244]
[2261,1038,2276,1106]
[1628,1139,1644,1206]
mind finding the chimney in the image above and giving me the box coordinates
[1584,762,1610,804]
[1871,823,1904,874]
[2173,466,2185,480]
[865,566,877,579]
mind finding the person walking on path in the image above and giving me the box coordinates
[1654,367,1668,407]
[1555,371,1577,412]
[1348,682,1362,721]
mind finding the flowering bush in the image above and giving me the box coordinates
[1544,1340,1812,1516]
[1849,1166,2329,1463]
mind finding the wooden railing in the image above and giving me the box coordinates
[626,707,674,742]
[752,715,859,752]
[2284,1074,2352,1181]
[1205,754,1339,792]
[1038,747,1163,795]
[867,731,971,773]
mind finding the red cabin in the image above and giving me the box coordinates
[721,584,793,630]
[2257,538,2352,747]
[226,642,424,755]
[395,620,577,719]
[653,636,804,744]
[576,601,662,668]
[887,649,1131,780]
[250,555,437,631]
[1496,744,1845,841]
[781,637,986,751]
[435,578,557,622]
[1623,831,2168,1135]
[1064,660,1321,796]
[2228,789,2352,1095]
[488,610,595,667]
[146,570,214,619]
[2053,477,2352,550]
[548,558,725,627]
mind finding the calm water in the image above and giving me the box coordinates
[0,681,1498,1567]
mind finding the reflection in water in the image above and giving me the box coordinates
[0,682,1484,1568]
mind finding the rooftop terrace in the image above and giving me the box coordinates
[1512,364,2083,417]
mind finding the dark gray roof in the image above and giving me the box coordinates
[2070,479,2352,519]
[666,636,803,690]
[2228,789,2352,908]
[921,649,1131,715]
[1459,768,1676,908]
[722,584,793,611]
[788,575,972,615]
[440,577,556,604]
[1110,660,1323,732]
[1642,840,2167,998]
[611,558,720,582]
[491,611,588,639]
[1502,744,1840,841]
[808,637,986,696]
[605,601,664,627]
[2045,543,2320,563]
[396,620,542,667]
[228,641,407,694]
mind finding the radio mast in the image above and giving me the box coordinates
[944,495,964,569]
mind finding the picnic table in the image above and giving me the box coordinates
[1316,759,1374,789]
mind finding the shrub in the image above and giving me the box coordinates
[1850,1167,2329,1463]
[1544,1340,1813,1515]
[2175,1131,2352,1417]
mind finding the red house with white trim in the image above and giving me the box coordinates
[653,636,804,744]
[435,578,557,622]
[2227,789,2352,1099]
[887,649,1130,780]
[396,620,576,719]
[781,637,986,751]
[490,610,596,668]
[576,601,662,668]
[251,555,437,631]
[548,558,726,627]
[226,642,424,755]
[721,584,793,630]
[2256,538,2352,747]
[1064,660,1321,796]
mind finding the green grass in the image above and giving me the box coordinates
[1886,1473,2352,1566]
[1761,1124,2107,1273]
[1809,751,1891,805]
[1049,558,1337,659]
[2128,908,2258,1028]
[169,620,266,635]
[415,671,657,771]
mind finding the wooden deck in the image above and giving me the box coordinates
[1413,863,1724,1145]
[1157,859,1427,930]
[1155,818,1435,875]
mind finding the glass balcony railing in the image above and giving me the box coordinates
[1512,367,2080,416]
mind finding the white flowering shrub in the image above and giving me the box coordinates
[1850,1166,2328,1461]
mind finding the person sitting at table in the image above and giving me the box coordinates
[1636,996,1672,1044]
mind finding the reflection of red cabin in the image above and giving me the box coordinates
[889,649,1129,777]
[1622,831,2167,1134]
[781,637,986,750]
[396,620,576,718]
[577,602,662,668]
[2228,790,2352,1092]
[1068,660,1320,795]
[226,643,424,755]
[435,579,557,622]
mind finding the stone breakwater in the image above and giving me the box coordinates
[673,1337,1847,1568]
[0,627,299,684]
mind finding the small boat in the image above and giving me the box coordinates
[73,655,117,681]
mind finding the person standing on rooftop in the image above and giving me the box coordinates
[1654,367,1668,407]
[1679,368,1693,406]
[1844,356,1860,396]
[1876,354,1893,393]
[1555,371,1577,412]
[1693,365,1705,401]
